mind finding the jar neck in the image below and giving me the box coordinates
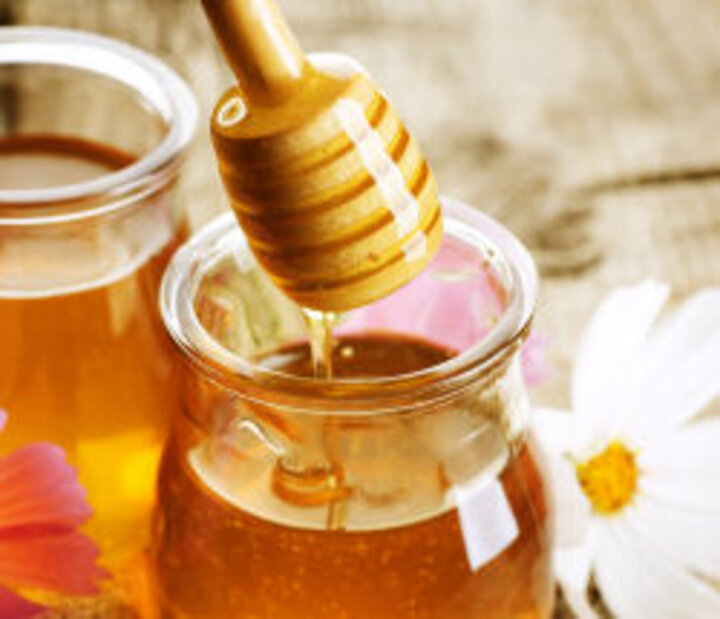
[0,158,181,227]
[162,200,538,414]
[0,27,197,226]
[177,327,528,423]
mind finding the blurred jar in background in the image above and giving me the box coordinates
[0,27,197,613]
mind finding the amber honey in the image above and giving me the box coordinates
[0,135,183,605]
[154,335,554,619]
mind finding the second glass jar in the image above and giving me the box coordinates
[157,199,554,618]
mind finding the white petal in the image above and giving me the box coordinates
[531,407,581,454]
[572,282,669,432]
[546,452,591,548]
[639,419,720,512]
[642,471,720,513]
[531,408,593,547]
[555,545,599,619]
[592,522,649,618]
[594,516,720,618]
[625,290,720,438]
[634,420,720,577]
[640,417,720,473]
[629,493,720,580]
[560,588,601,619]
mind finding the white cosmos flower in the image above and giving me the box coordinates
[533,281,720,619]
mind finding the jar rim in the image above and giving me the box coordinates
[0,26,198,226]
[161,199,538,413]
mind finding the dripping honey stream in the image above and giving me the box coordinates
[277,309,348,531]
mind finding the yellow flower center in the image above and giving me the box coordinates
[576,441,638,514]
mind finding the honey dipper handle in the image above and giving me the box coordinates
[201,0,308,104]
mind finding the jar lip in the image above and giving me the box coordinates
[161,199,538,412]
[0,26,198,225]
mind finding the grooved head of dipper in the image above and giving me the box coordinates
[211,53,443,312]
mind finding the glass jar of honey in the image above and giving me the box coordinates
[0,27,197,612]
[157,199,553,618]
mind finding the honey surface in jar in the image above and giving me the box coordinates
[154,334,554,619]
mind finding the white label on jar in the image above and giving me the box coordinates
[453,477,519,572]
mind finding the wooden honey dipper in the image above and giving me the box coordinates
[202,0,443,311]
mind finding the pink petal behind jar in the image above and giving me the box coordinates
[0,585,43,618]
[0,443,92,530]
[0,439,106,596]
[340,238,553,385]
[340,240,506,351]
[0,529,105,595]
[521,332,554,387]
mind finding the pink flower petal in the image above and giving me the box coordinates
[0,585,44,618]
[339,239,554,385]
[0,433,106,596]
[0,411,6,434]
[0,444,91,530]
[522,332,554,387]
[0,530,106,594]
[340,241,506,352]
